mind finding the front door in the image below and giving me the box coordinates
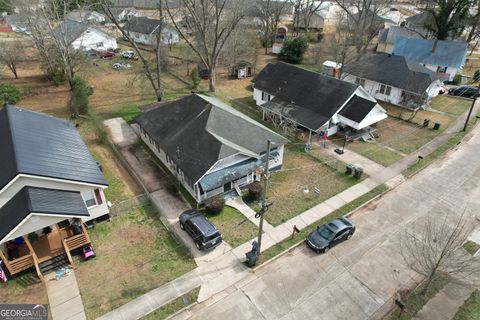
[224,182,231,192]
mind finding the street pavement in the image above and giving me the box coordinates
[174,125,480,320]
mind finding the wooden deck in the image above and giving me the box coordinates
[18,227,76,263]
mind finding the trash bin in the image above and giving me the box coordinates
[245,251,258,267]
[354,167,363,179]
[433,122,441,130]
[346,163,354,175]
[423,119,430,127]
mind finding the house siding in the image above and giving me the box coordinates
[127,29,180,46]
[253,88,274,107]
[71,28,117,51]
[344,75,403,104]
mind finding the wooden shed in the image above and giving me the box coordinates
[229,61,254,79]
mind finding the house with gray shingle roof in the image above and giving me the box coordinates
[135,94,288,203]
[393,37,468,81]
[0,105,109,278]
[343,53,445,109]
[53,19,117,51]
[124,16,179,46]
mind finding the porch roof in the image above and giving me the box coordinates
[0,187,89,243]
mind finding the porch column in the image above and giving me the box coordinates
[23,236,44,281]
[0,249,13,275]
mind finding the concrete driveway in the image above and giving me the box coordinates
[175,126,480,319]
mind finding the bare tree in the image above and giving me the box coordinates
[401,208,479,295]
[335,0,388,57]
[0,40,25,79]
[293,0,325,33]
[220,28,257,69]
[255,0,292,54]
[101,2,165,101]
[165,0,248,93]
[331,11,362,78]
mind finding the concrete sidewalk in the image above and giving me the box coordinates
[45,269,86,320]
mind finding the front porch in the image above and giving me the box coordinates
[0,221,91,280]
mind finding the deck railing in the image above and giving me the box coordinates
[8,254,34,274]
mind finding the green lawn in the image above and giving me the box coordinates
[76,202,196,319]
[454,290,480,320]
[141,287,200,320]
[263,144,360,226]
[463,241,480,256]
[261,184,388,261]
[345,141,403,166]
[385,274,452,320]
[430,96,471,116]
[203,206,258,248]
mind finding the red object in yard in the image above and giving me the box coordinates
[0,26,12,33]
[83,245,95,260]
[99,51,115,59]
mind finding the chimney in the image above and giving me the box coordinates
[432,39,438,53]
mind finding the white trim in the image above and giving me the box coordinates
[0,212,89,244]
[0,174,108,196]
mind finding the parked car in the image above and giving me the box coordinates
[179,209,223,250]
[112,62,131,70]
[306,217,355,253]
[98,51,115,59]
[448,86,479,99]
[122,50,137,60]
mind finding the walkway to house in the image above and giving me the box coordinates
[99,102,480,320]
[45,269,86,320]
[226,198,275,232]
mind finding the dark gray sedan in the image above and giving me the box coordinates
[306,217,356,253]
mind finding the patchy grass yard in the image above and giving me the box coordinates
[463,241,480,255]
[454,290,480,320]
[385,274,452,320]
[76,202,196,319]
[141,287,200,320]
[261,184,388,261]
[344,140,403,166]
[0,274,48,305]
[430,96,471,116]
[263,144,359,226]
[203,206,258,248]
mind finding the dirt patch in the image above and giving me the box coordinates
[0,275,47,305]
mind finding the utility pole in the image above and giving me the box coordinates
[256,140,272,256]
[463,82,480,131]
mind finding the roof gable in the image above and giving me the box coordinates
[393,38,468,69]
[0,187,89,243]
[0,106,108,190]
[53,19,90,45]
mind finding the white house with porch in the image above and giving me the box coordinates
[135,94,288,203]
[0,105,109,279]
[252,62,387,140]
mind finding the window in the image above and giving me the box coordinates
[94,189,103,205]
[261,91,271,102]
[379,84,392,96]
[437,66,447,73]
[96,42,104,48]
[355,77,365,86]
[83,190,97,208]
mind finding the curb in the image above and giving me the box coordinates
[252,185,392,272]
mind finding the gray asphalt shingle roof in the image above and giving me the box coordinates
[135,94,288,183]
[253,62,359,130]
[393,38,468,69]
[344,53,442,95]
[52,19,90,45]
[378,26,422,44]
[0,187,89,243]
[0,105,108,190]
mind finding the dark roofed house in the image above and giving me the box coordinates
[135,94,288,203]
[0,105,109,279]
[393,37,468,81]
[404,11,433,38]
[252,62,387,139]
[124,16,179,46]
[343,53,445,109]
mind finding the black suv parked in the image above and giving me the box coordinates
[179,209,223,250]
[448,86,479,99]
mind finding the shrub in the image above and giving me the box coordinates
[190,67,201,90]
[453,74,462,85]
[69,76,92,115]
[474,70,480,82]
[204,195,225,214]
[279,35,309,64]
[0,84,22,107]
[248,181,263,200]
